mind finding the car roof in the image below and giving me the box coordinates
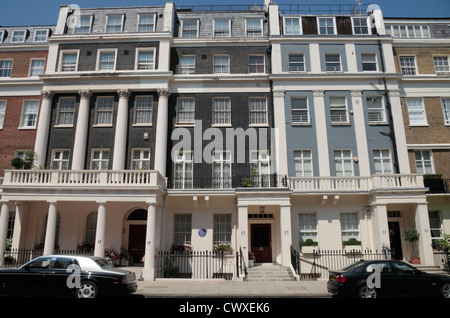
[27,255,104,271]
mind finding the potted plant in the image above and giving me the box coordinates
[248,251,255,267]
[342,238,362,253]
[170,243,193,253]
[300,238,318,253]
[403,228,420,264]
[213,242,233,255]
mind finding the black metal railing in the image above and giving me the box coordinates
[156,250,240,280]
[290,246,300,276]
[1,248,94,268]
[424,178,450,194]
[167,174,281,190]
[292,248,391,280]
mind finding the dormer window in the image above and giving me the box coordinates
[317,17,336,35]
[11,30,26,43]
[352,17,371,35]
[138,14,156,32]
[106,15,124,33]
[0,30,4,43]
[214,19,231,37]
[284,18,302,35]
[246,19,262,37]
[74,16,92,34]
[33,29,49,42]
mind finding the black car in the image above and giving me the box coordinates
[327,259,450,298]
[0,255,137,298]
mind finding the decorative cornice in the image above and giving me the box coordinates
[157,88,171,98]
[117,88,131,99]
[273,90,285,98]
[40,90,54,100]
[312,90,324,97]
[78,89,92,99]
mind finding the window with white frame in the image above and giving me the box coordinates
[406,98,426,125]
[334,150,353,176]
[246,19,262,37]
[11,30,26,43]
[284,17,302,35]
[179,56,195,74]
[214,19,230,37]
[340,213,360,242]
[361,53,377,71]
[352,17,370,35]
[386,24,430,38]
[131,148,150,169]
[249,98,267,125]
[373,149,393,174]
[136,49,155,70]
[318,17,335,35]
[33,29,49,42]
[181,20,198,38]
[20,100,39,128]
[29,59,45,77]
[173,151,193,189]
[367,96,386,123]
[399,56,417,76]
[51,149,70,170]
[90,149,110,170]
[176,98,195,125]
[299,213,317,244]
[138,14,156,32]
[95,97,114,125]
[214,214,232,244]
[0,60,13,77]
[97,50,116,71]
[248,55,264,73]
[174,214,192,244]
[0,30,4,43]
[434,56,450,73]
[250,150,271,187]
[0,101,6,129]
[212,151,231,189]
[293,150,313,177]
[429,211,443,243]
[57,97,76,126]
[330,96,348,124]
[74,16,92,34]
[288,53,305,72]
[442,99,450,125]
[325,53,341,72]
[60,51,78,72]
[414,150,434,174]
[291,97,310,124]
[214,55,230,74]
[213,98,231,125]
[134,96,153,125]
[105,15,123,33]
[85,212,97,242]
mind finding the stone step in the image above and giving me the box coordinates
[245,264,296,281]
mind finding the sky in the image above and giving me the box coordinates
[0,0,449,27]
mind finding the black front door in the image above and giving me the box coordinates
[388,222,403,260]
[251,224,272,263]
[129,225,146,263]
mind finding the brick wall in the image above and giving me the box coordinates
[0,50,48,77]
[0,96,39,175]
[394,47,450,74]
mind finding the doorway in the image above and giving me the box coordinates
[251,224,272,263]
[128,224,146,264]
[388,221,403,260]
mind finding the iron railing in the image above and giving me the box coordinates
[424,178,450,194]
[1,248,94,268]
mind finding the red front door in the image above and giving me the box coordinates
[128,225,146,263]
[251,224,272,263]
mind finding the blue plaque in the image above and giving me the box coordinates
[198,228,207,237]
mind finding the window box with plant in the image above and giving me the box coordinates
[213,242,233,255]
[300,238,318,254]
[170,243,193,253]
[342,238,362,253]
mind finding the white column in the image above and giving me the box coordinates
[72,89,92,170]
[371,204,390,252]
[112,89,131,170]
[154,88,170,177]
[415,203,434,265]
[94,202,107,258]
[238,205,249,265]
[273,90,288,176]
[313,90,330,176]
[279,205,292,266]
[11,203,24,250]
[143,203,157,281]
[0,202,10,266]
[351,90,371,176]
[43,202,58,255]
[34,90,54,168]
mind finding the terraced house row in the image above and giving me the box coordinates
[0,1,449,281]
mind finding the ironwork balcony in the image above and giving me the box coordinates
[424,178,450,194]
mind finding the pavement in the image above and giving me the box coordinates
[126,267,330,298]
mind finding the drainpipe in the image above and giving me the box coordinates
[376,39,400,174]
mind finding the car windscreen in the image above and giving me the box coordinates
[93,258,114,269]
[339,261,366,272]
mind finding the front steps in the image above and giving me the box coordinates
[245,263,296,281]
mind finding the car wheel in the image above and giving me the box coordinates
[441,283,450,298]
[77,281,99,298]
[358,285,377,298]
